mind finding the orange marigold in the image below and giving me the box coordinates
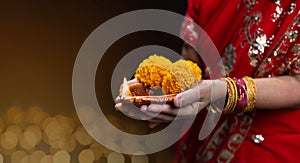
[135,55,202,94]
[162,59,201,94]
[186,60,202,81]
[135,54,172,88]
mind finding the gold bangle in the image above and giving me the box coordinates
[227,77,238,112]
[222,78,232,114]
[242,76,257,112]
[222,77,238,114]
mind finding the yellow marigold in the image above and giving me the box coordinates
[186,60,202,80]
[134,54,172,87]
[161,72,181,94]
[162,59,200,94]
[134,55,202,94]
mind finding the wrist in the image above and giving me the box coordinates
[210,79,227,101]
[221,76,257,114]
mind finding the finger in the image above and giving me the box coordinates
[115,103,122,111]
[152,113,175,121]
[174,84,201,107]
[140,105,161,118]
[146,104,175,115]
[115,96,121,104]
[149,122,160,129]
[118,104,154,121]
[141,105,176,121]
[172,102,206,117]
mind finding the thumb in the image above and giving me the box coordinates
[174,85,201,107]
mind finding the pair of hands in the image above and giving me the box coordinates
[115,79,226,128]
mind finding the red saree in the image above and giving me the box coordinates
[176,0,300,162]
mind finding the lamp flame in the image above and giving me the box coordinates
[121,77,132,98]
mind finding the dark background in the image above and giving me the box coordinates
[0,0,187,113]
[0,0,188,162]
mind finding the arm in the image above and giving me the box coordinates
[255,75,300,109]
[114,67,300,128]
[173,75,300,112]
[181,43,300,110]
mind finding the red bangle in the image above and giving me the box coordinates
[233,78,248,112]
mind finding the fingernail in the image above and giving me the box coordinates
[175,94,183,107]
[115,103,122,111]
[140,105,147,112]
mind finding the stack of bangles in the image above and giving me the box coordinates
[221,76,257,114]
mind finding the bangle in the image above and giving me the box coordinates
[222,77,238,114]
[222,78,232,114]
[222,76,256,113]
[242,76,257,112]
[233,78,248,112]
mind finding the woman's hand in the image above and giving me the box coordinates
[115,78,171,122]
[115,78,227,128]
[141,80,227,128]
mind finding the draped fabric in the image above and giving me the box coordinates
[176,0,300,162]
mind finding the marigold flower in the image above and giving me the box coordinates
[162,60,202,94]
[134,55,202,94]
[186,60,202,81]
[135,54,172,87]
